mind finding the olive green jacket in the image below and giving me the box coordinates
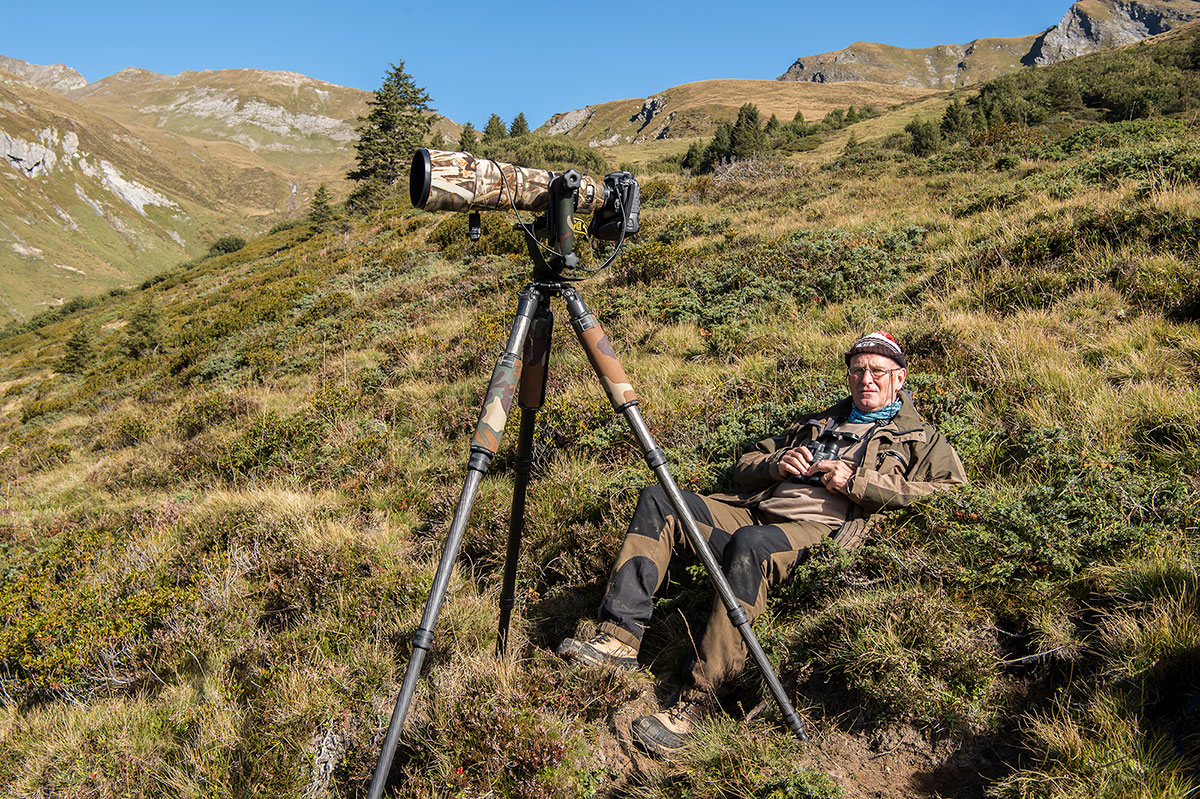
[708,392,967,548]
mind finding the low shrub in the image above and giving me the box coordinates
[784,587,998,726]
[208,235,247,257]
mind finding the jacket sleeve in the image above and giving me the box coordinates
[845,430,967,513]
[731,430,796,491]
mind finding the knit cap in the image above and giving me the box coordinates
[845,331,906,368]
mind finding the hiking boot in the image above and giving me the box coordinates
[556,632,639,671]
[631,693,711,757]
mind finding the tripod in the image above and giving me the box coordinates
[368,171,806,797]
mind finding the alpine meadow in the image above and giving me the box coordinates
[4,18,1200,799]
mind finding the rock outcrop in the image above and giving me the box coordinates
[0,55,88,93]
[1031,0,1200,63]
[778,0,1200,88]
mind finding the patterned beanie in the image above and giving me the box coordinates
[845,331,906,368]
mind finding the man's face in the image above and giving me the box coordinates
[848,353,906,412]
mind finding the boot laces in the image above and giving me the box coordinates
[666,699,702,725]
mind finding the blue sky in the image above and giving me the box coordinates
[3,0,1071,127]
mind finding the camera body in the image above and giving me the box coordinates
[588,171,640,242]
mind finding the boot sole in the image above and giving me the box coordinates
[631,714,688,757]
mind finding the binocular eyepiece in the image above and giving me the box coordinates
[409,149,640,242]
[802,439,841,485]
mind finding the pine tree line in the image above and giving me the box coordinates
[681,102,877,173]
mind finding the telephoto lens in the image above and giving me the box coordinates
[410,149,607,214]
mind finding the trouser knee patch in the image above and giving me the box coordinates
[599,556,660,638]
[723,525,792,605]
[627,485,713,542]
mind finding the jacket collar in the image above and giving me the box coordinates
[813,390,925,432]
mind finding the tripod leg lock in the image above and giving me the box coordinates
[412,628,435,652]
[642,446,668,471]
[727,605,750,627]
[467,449,493,474]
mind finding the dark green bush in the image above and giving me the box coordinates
[902,427,1192,596]
[208,235,247,257]
[906,118,943,157]
[474,133,608,175]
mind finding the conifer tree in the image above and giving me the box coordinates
[941,99,972,140]
[482,114,507,142]
[730,103,766,159]
[707,120,734,168]
[59,325,92,375]
[509,112,530,137]
[458,122,478,151]
[347,61,433,213]
[309,184,335,232]
[122,297,161,359]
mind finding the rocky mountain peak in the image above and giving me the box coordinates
[778,0,1200,89]
[1031,0,1200,63]
[0,55,88,93]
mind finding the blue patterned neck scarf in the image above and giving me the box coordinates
[849,398,902,424]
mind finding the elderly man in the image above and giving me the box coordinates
[557,332,967,755]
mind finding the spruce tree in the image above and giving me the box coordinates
[682,141,705,172]
[458,122,478,151]
[509,112,530,137]
[59,325,92,375]
[705,120,735,169]
[122,297,161,359]
[730,103,766,159]
[482,114,507,142]
[347,61,433,213]
[309,184,334,232]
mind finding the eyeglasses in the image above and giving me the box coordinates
[847,366,902,381]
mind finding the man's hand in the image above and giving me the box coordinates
[811,459,855,495]
[777,446,815,478]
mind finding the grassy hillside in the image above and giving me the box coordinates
[69,68,369,185]
[2,25,1200,799]
[0,63,460,326]
[777,35,1041,88]
[540,79,933,145]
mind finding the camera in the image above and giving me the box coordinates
[411,148,607,214]
[409,149,640,243]
[589,171,640,242]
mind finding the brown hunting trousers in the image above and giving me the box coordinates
[597,485,834,693]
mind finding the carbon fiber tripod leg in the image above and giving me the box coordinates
[498,308,553,655]
[561,285,807,741]
[367,285,545,799]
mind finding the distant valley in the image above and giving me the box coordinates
[2,0,1195,323]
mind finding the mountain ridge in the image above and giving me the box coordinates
[778,0,1200,87]
[537,78,934,145]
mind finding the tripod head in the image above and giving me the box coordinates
[410,148,640,280]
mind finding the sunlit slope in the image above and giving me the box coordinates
[540,78,934,144]
[0,71,316,322]
[69,68,369,184]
